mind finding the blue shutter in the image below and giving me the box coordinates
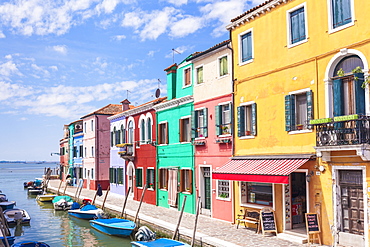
[237,106,244,137]
[306,90,313,129]
[332,0,352,28]
[354,73,365,115]
[203,108,208,138]
[251,103,257,136]
[241,32,252,62]
[215,105,221,136]
[333,78,343,116]
[191,110,197,139]
[285,95,291,131]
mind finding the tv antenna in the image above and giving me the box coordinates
[155,79,161,98]
[126,90,131,99]
[172,48,181,64]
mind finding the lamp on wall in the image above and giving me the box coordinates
[306,171,314,182]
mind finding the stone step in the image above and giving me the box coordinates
[277,232,308,244]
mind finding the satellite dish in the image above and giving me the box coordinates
[320,133,330,145]
[155,88,160,98]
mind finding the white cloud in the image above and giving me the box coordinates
[165,45,193,58]
[31,63,50,77]
[170,16,203,37]
[52,45,67,54]
[0,31,5,38]
[49,66,58,71]
[5,55,12,60]
[121,10,146,29]
[0,61,21,78]
[96,0,120,14]
[113,34,126,41]
[147,50,156,57]
[0,81,33,101]
[164,0,188,6]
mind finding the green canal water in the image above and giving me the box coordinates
[0,162,132,246]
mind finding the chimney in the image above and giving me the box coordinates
[121,99,131,111]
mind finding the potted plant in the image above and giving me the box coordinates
[296,124,303,130]
[222,126,229,134]
[245,130,251,136]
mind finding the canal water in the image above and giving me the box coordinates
[0,162,132,246]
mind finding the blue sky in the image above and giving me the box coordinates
[0,0,264,161]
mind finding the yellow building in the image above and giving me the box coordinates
[213,0,370,245]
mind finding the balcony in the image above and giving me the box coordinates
[310,115,370,161]
[116,143,134,160]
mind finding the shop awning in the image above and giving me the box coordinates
[212,158,309,184]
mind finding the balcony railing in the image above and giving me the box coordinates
[310,115,370,147]
[116,143,134,159]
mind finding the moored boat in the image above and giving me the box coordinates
[11,241,50,247]
[131,239,191,247]
[0,201,16,210]
[52,196,74,211]
[3,208,31,226]
[89,218,136,237]
[36,194,56,202]
[0,193,8,202]
[68,205,104,220]
[27,187,43,195]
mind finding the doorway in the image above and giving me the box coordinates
[200,166,211,215]
[291,172,307,230]
[127,161,134,199]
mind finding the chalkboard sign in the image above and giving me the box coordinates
[306,213,320,233]
[260,208,277,236]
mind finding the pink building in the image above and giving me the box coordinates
[188,40,234,222]
[81,104,122,190]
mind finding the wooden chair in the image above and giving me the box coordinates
[236,209,260,233]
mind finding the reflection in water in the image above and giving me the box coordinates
[0,163,132,247]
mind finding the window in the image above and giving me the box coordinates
[91,146,94,157]
[285,90,313,131]
[158,122,168,145]
[215,103,232,136]
[114,127,121,145]
[127,120,134,144]
[73,146,77,158]
[239,29,253,65]
[79,145,83,158]
[287,4,307,46]
[196,66,203,84]
[121,124,126,144]
[146,168,155,189]
[192,108,208,138]
[180,169,192,193]
[332,56,365,116]
[179,117,191,142]
[91,168,94,179]
[184,67,191,87]
[140,119,146,144]
[240,182,273,206]
[91,120,94,132]
[135,168,143,188]
[219,56,228,76]
[237,103,257,137]
[109,167,117,183]
[159,168,168,190]
[84,122,87,133]
[147,118,152,142]
[84,147,87,157]
[330,0,353,30]
[217,180,230,199]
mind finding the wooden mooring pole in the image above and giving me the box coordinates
[191,197,201,247]
[102,186,110,210]
[134,185,147,226]
[172,196,187,240]
[120,187,131,218]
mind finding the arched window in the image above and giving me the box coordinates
[121,124,125,144]
[141,119,146,143]
[147,118,152,142]
[128,121,134,144]
[332,55,365,116]
[113,127,117,145]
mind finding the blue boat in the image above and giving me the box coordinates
[0,201,16,210]
[68,205,104,220]
[1,236,15,246]
[89,218,136,237]
[11,241,50,247]
[131,238,191,247]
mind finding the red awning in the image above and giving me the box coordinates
[212,159,309,184]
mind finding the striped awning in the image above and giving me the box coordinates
[212,158,309,184]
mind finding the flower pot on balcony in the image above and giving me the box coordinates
[296,125,303,130]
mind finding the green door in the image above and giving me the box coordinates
[203,167,211,210]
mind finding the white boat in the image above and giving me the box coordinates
[52,196,74,211]
[3,208,31,225]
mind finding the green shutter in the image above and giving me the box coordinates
[354,73,365,115]
[110,132,114,147]
[251,103,257,136]
[306,90,313,129]
[191,110,197,139]
[203,108,208,138]
[135,169,139,187]
[146,169,149,187]
[237,106,245,137]
[333,78,343,117]
[118,168,123,184]
[109,168,113,183]
[215,105,221,135]
[285,95,292,131]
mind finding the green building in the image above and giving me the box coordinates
[153,59,195,214]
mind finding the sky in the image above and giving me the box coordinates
[0,0,265,161]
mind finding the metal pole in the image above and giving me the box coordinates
[191,197,201,247]
[120,187,131,218]
[57,179,63,195]
[102,186,110,210]
[172,196,187,240]
[134,185,147,225]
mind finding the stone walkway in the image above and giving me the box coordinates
[47,180,319,247]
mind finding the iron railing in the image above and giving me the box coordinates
[311,116,370,146]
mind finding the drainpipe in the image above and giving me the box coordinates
[95,115,99,190]
[227,30,235,224]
